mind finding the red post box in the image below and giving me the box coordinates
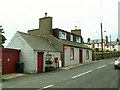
[54,57,58,63]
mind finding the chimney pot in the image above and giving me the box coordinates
[45,12,47,17]
[75,26,77,29]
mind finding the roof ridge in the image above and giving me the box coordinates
[17,31,46,39]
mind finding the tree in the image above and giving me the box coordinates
[0,25,6,48]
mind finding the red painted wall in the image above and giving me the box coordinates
[0,48,20,75]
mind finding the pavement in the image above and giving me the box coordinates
[1,58,111,81]
[2,73,26,81]
[61,60,99,70]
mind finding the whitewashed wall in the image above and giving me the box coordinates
[89,50,92,61]
[82,49,86,62]
[44,51,61,69]
[82,49,92,63]
[7,32,37,73]
[115,44,120,51]
[64,46,79,66]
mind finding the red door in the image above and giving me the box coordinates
[79,50,83,63]
[1,49,20,74]
[38,52,43,73]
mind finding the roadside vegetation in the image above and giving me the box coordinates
[92,48,120,60]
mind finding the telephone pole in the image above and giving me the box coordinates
[100,23,104,59]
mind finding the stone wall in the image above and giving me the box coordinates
[92,51,120,61]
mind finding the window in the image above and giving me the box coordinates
[92,44,95,48]
[107,45,109,48]
[97,43,99,47]
[70,35,73,41]
[70,48,74,60]
[112,45,114,48]
[59,31,66,39]
[76,37,81,43]
[86,50,89,60]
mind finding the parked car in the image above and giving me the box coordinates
[114,57,120,69]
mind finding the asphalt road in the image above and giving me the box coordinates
[2,58,120,90]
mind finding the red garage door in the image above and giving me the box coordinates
[1,48,20,75]
[38,52,43,73]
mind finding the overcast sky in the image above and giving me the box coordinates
[0,0,119,46]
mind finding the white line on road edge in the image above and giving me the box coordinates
[42,85,54,89]
[97,65,107,69]
[72,70,93,79]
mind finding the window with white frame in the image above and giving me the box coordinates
[59,31,66,39]
[76,37,81,43]
[70,35,73,41]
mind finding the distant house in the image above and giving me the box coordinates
[86,37,120,51]
[7,13,92,73]
[87,39,107,50]
[105,41,120,51]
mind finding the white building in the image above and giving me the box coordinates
[86,38,120,51]
[7,13,92,73]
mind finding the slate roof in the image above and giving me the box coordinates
[49,35,91,49]
[106,41,120,46]
[88,39,106,44]
[17,31,58,51]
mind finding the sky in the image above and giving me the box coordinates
[0,0,119,46]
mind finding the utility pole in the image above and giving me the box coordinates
[100,23,104,59]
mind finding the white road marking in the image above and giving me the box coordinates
[42,84,54,89]
[72,70,93,79]
[110,62,114,64]
[97,65,107,69]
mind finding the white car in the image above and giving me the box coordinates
[114,57,120,69]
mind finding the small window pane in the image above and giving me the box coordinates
[70,35,73,41]
[76,37,81,43]
[59,31,66,39]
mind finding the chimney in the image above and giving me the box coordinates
[71,26,81,36]
[45,12,47,17]
[38,13,53,36]
[105,36,108,45]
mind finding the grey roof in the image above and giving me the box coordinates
[17,31,58,51]
[49,35,91,49]
[106,41,120,46]
[88,39,106,44]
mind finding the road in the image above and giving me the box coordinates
[2,58,120,90]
